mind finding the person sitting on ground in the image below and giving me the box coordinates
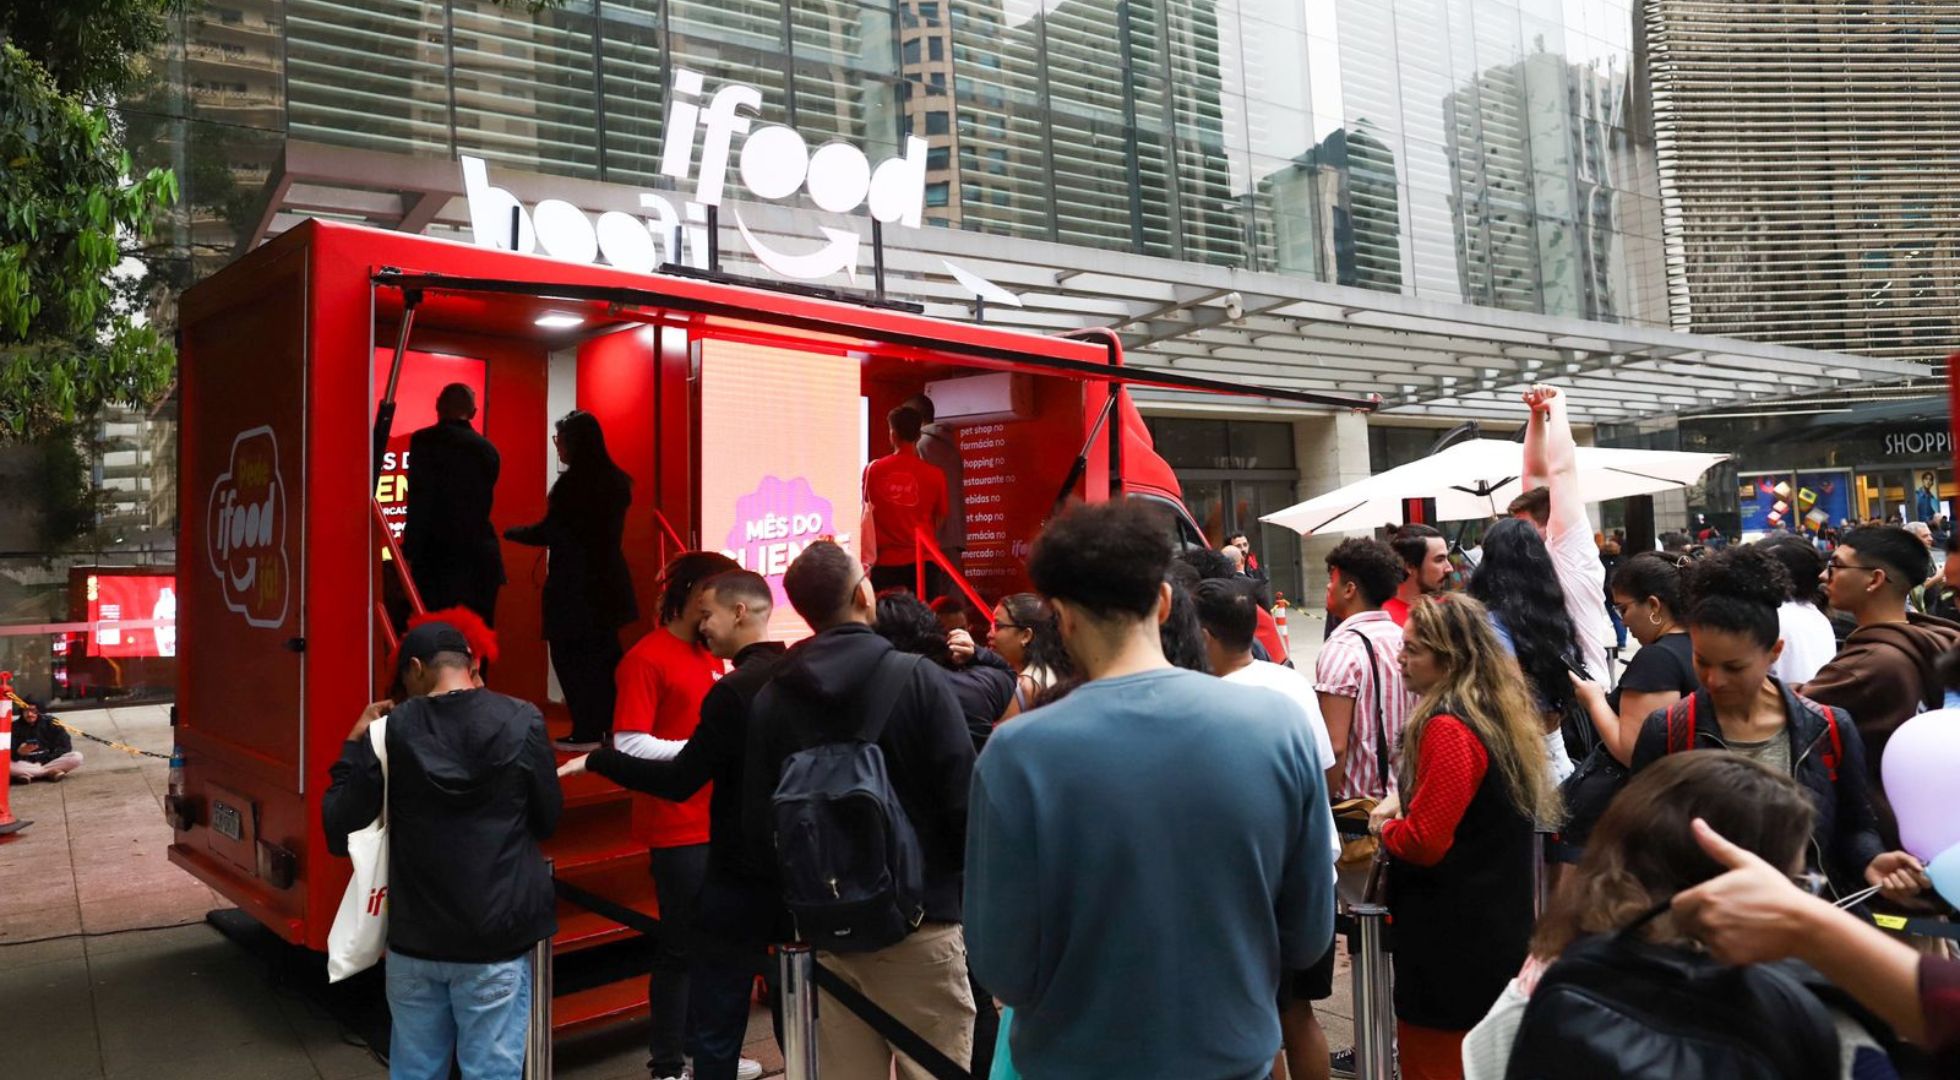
[1804,524,1960,847]
[1466,754,1900,1080]
[1193,577,1341,1080]
[1629,545,1924,904]
[1756,534,1840,686]
[1384,523,1452,628]
[6,695,82,782]
[988,592,1074,725]
[323,620,560,1080]
[1571,552,1697,768]
[875,590,1015,755]
[965,501,1333,1080]
[1469,518,1585,783]
[1366,593,1559,1080]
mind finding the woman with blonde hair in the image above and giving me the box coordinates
[1368,592,1560,1079]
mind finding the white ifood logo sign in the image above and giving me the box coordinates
[462,68,927,284]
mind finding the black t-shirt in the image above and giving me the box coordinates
[1607,632,1698,712]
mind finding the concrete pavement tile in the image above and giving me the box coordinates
[3,868,84,908]
[82,920,221,960]
[0,933,85,970]
[106,1042,325,1080]
[0,944,104,1079]
[0,901,82,943]
[81,896,214,936]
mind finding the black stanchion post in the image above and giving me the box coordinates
[780,944,818,1080]
[527,860,555,1078]
[1351,903,1395,1080]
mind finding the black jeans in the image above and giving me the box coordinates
[689,871,788,1080]
[551,627,621,743]
[648,844,711,1075]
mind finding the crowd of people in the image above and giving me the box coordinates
[320,382,1960,1080]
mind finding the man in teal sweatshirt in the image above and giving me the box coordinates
[966,501,1335,1079]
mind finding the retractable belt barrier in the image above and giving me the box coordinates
[551,877,975,1080]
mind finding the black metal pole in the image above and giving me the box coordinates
[373,289,422,485]
[872,219,886,301]
[706,206,720,273]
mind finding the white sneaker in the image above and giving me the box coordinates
[676,1058,763,1080]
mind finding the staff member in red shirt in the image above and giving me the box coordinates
[613,551,739,1080]
[864,405,949,596]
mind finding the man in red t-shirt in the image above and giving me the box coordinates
[863,405,949,596]
[611,551,749,1080]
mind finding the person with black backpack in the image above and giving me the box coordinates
[1472,753,1901,1080]
[1626,546,1925,905]
[751,541,977,1079]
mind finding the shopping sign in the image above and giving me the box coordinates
[206,426,290,629]
[462,68,927,284]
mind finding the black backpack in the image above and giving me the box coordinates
[768,651,928,953]
[1506,929,1864,1080]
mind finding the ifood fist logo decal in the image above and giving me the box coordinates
[206,426,290,628]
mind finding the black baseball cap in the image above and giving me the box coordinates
[396,620,471,677]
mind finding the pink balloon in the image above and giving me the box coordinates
[1882,708,1960,860]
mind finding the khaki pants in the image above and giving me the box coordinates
[817,922,975,1080]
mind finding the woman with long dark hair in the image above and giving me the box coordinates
[1368,592,1559,1079]
[989,592,1074,723]
[505,409,638,749]
[1628,546,1921,903]
[1468,517,1585,780]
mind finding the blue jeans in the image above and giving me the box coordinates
[385,950,531,1080]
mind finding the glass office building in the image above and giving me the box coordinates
[135,0,1668,328]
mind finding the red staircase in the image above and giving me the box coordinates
[544,709,658,1035]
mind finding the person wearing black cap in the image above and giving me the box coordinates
[324,621,562,1080]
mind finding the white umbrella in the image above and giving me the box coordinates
[1261,438,1729,536]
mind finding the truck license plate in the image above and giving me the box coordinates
[211,801,244,841]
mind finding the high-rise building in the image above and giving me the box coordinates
[1645,0,1960,363]
[105,0,1922,576]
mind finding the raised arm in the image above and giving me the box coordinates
[1523,384,1586,540]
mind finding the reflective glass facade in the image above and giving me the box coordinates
[1647,0,1960,363]
[129,0,1671,328]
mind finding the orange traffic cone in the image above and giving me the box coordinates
[0,671,29,837]
[1273,593,1291,647]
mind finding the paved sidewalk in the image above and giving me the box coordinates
[0,678,1357,1079]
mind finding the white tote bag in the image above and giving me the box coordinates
[327,716,389,982]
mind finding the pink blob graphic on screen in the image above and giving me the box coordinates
[725,477,837,603]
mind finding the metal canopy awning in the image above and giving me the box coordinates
[251,141,1929,423]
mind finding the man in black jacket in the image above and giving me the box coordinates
[759,541,978,1079]
[401,384,505,625]
[560,570,785,1080]
[323,621,561,1080]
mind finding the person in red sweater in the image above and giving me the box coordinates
[612,550,741,1080]
[1368,593,1560,1079]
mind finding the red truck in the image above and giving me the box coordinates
[169,219,1369,1033]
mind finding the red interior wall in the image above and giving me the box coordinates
[577,326,666,645]
[861,365,1089,604]
[382,326,553,705]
